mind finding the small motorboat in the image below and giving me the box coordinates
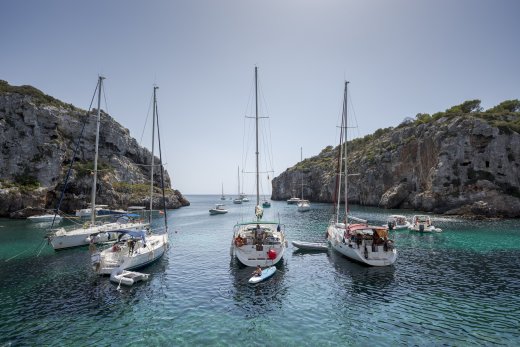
[287,197,300,205]
[409,215,442,232]
[291,240,328,251]
[209,204,228,215]
[385,215,411,230]
[262,200,271,208]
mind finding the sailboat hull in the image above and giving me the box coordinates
[231,222,287,267]
[327,224,397,266]
[93,234,168,275]
[297,201,310,212]
[50,221,148,250]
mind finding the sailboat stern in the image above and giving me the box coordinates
[231,222,286,267]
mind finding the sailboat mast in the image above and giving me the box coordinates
[343,81,349,222]
[149,86,157,223]
[153,85,169,229]
[334,84,346,223]
[300,147,303,200]
[255,66,260,206]
[90,76,104,226]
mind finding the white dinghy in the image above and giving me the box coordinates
[291,240,328,251]
[110,268,149,287]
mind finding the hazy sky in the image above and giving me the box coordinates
[1,0,519,195]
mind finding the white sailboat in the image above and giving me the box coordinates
[326,81,397,266]
[220,182,226,200]
[239,168,250,202]
[297,147,311,212]
[49,77,147,250]
[91,85,169,275]
[230,66,287,267]
[233,166,243,204]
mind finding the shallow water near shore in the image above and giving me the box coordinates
[1,195,520,346]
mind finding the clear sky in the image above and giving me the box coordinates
[1,0,519,195]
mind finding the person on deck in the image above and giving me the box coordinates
[252,265,262,277]
[128,239,136,255]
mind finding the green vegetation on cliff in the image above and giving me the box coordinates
[295,99,520,171]
[403,99,520,134]
[0,174,40,192]
[0,80,75,110]
[74,160,114,178]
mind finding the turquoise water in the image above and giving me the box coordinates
[1,196,520,346]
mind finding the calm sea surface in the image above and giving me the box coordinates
[1,195,519,346]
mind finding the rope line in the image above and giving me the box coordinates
[50,79,100,230]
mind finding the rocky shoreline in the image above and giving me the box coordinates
[0,80,189,218]
[272,101,520,218]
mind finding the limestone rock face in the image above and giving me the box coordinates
[0,84,189,218]
[272,116,520,218]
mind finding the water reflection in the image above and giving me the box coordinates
[327,249,396,295]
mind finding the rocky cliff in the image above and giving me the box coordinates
[272,100,520,217]
[0,80,189,218]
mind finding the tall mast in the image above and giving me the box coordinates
[90,75,104,226]
[154,85,168,230]
[255,66,260,206]
[343,81,349,222]
[300,147,303,200]
[334,83,346,223]
[149,86,158,223]
[237,166,240,197]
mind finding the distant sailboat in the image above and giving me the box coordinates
[233,166,243,204]
[239,168,249,202]
[297,147,310,212]
[220,182,226,200]
[262,173,272,208]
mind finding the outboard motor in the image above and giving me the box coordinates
[419,224,425,232]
